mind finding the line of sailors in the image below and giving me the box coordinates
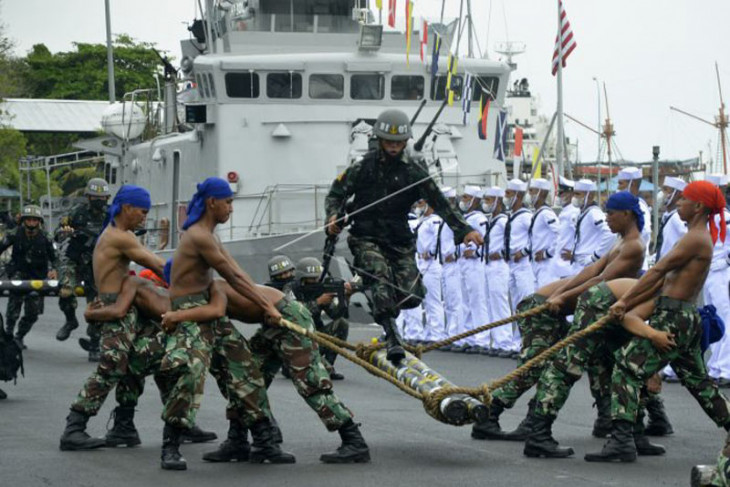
[397,169,730,385]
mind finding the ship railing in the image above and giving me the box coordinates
[120,89,164,143]
[225,13,360,36]
[244,183,331,236]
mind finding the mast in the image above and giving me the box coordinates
[555,0,565,177]
[104,0,116,103]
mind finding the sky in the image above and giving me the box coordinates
[2,0,730,166]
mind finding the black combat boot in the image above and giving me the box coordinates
[249,419,296,464]
[383,320,405,365]
[271,416,284,444]
[161,423,187,470]
[0,388,7,400]
[471,400,508,440]
[105,406,141,447]
[56,316,79,341]
[181,425,218,443]
[202,421,250,462]
[330,370,345,380]
[503,398,538,441]
[584,420,637,462]
[59,409,107,451]
[320,420,371,464]
[644,395,674,436]
[523,414,574,458]
[592,394,612,438]
[633,409,665,456]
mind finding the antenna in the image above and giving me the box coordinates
[494,41,525,69]
[670,62,728,174]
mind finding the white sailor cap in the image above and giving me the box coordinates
[706,174,729,187]
[575,179,597,192]
[440,186,456,198]
[463,185,483,198]
[506,179,528,192]
[529,178,551,191]
[617,167,643,181]
[558,176,575,189]
[662,176,686,191]
[484,186,505,198]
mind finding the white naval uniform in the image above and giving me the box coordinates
[529,205,560,288]
[704,209,730,381]
[549,203,580,280]
[457,210,490,348]
[415,213,446,343]
[397,216,423,340]
[571,204,615,273]
[638,197,653,271]
[438,219,464,342]
[484,212,513,352]
[505,207,536,351]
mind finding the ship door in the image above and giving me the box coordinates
[171,150,181,248]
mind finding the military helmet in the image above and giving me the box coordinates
[295,257,323,280]
[21,204,43,222]
[267,255,295,279]
[85,177,111,197]
[373,109,412,141]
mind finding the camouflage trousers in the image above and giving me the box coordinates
[58,261,98,339]
[5,291,44,339]
[249,297,353,431]
[160,293,271,430]
[318,317,349,368]
[611,297,730,426]
[492,294,571,408]
[71,294,140,416]
[533,283,628,419]
[348,236,425,325]
[710,431,730,486]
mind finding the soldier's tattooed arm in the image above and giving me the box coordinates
[161,281,227,332]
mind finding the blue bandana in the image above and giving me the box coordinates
[182,177,234,230]
[163,258,173,286]
[606,191,644,233]
[102,185,152,230]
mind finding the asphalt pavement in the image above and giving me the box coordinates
[0,297,723,487]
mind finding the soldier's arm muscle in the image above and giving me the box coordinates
[548,251,610,299]
[161,280,227,331]
[116,231,165,277]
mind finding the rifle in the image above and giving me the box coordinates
[292,277,364,314]
[413,97,449,152]
[410,99,428,126]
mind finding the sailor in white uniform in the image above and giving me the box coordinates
[504,179,535,354]
[437,187,464,351]
[527,178,559,288]
[481,186,514,356]
[550,177,580,281]
[570,179,615,273]
[413,199,446,344]
[454,185,490,353]
[396,211,424,342]
[617,166,652,270]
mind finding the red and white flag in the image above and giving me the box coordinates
[420,18,428,63]
[551,0,577,76]
[388,0,397,28]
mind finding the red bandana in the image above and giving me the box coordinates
[683,181,727,244]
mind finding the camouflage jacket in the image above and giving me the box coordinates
[55,201,107,265]
[0,227,58,279]
[325,149,473,245]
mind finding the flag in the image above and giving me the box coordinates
[552,0,577,75]
[531,146,541,178]
[420,18,428,63]
[462,73,473,125]
[513,126,524,164]
[405,3,412,64]
[493,109,508,161]
[477,95,490,139]
[376,0,382,9]
[446,53,458,106]
[430,33,442,77]
[388,0,396,28]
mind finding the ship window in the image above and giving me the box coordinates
[391,75,424,100]
[471,76,500,101]
[430,74,462,101]
[207,73,216,98]
[309,74,344,99]
[195,74,206,99]
[351,74,385,100]
[225,72,260,98]
[267,72,302,99]
[202,74,211,99]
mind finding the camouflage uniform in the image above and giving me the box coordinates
[0,226,57,340]
[70,293,140,415]
[325,149,472,329]
[55,201,107,341]
[160,293,271,430]
[248,296,354,431]
[611,296,730,427]
[710,431,730,486]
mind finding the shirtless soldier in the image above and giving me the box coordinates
[159,177,293,470]
[473,191,645,441]
[59,185,165,451]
